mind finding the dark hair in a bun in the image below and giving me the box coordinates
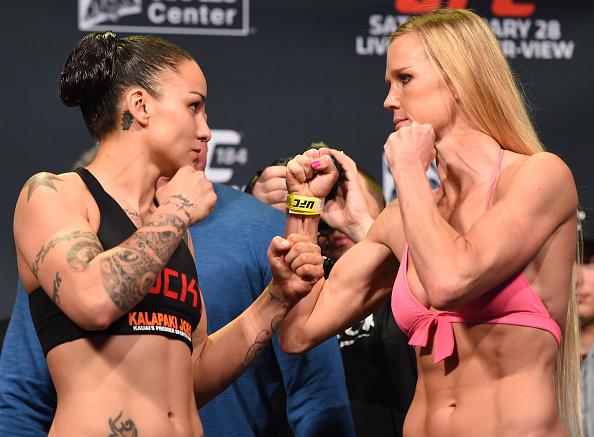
[59,31,194,139]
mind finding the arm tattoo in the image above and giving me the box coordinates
[67,239,104,271]
[107,411,138,437]
[166,194,196,221]
[32,230,102,279]
[101,212,186,311]
[219,312,285,390]
[51,272,62,305]
[220,329,270,390]
[25,173,63,202]
[267,287,290,309]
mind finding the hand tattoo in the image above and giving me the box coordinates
[25,173,63,202]
[267,287,290,309]
[108,410,138,437]
[166,194,196,221]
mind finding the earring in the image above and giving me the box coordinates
[121,111,133,130]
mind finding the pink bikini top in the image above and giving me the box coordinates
[391,149,562,363]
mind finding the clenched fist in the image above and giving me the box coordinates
[286,149,338,199]
[267,234,324,307]
[384,121,436,177]
[156,165,217,226]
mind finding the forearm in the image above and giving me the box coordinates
[38,202,190,329]
[93,205,188,313]
[394,165,470,304]
[285,214,319,243]
[193,284,289,407]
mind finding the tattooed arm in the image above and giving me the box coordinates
[14,166,216,330]
[191,234,323,407]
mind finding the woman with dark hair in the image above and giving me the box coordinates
[280,9,581,437]
[13,32,323,436]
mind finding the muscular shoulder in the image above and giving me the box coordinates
[365,198,406,261]
[14,171,93,239]
[17,171,88,207]
[497,152,577,217]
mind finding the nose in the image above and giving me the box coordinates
[196,113,211,143]
[383,85,401,111]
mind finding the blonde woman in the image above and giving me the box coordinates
[280,9,581,437]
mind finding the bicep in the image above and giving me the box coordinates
[462,154,577,290]
[305,238,398,344]
[14,182,103,293]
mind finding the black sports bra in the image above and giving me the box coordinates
[28,168,202,356]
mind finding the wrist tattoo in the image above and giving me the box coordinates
[267,287,290,309]
[25,173,63,202]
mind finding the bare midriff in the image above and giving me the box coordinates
[403,323,567,437]
[46,335,202,437]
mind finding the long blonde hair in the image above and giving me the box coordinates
[391,9,542,156]
[391,9,582,437]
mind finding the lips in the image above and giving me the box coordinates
[329,233,352,248]
[577,293,591,304]
[393,117,409,130]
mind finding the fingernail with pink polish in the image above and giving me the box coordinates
[311,160,321,168]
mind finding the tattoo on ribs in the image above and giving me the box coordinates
[100,213,186,311]
[51,272,62,305]
[32,231,102,279]
[107,410,138,437]
[25,173,63,202]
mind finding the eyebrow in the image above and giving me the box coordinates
[392,66,413,74]
[189,91,206,102]
[385,65,413,83]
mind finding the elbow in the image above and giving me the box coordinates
[73,304,114,331]
[426,275,471,311]
[279,329,312,355]
[77,312,113,331]
[68,285,118,331]
[429,294,459,311]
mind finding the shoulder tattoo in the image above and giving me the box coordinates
[25,173,64,202]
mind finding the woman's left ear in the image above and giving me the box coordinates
[123,88,150,128]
